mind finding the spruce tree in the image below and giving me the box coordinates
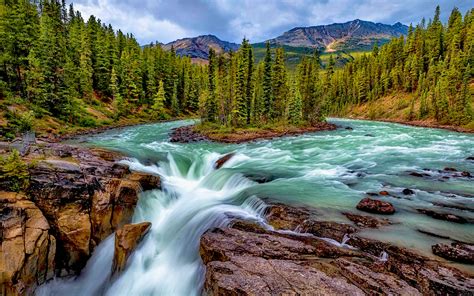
[152,80,166,118]
[262,42,273,120]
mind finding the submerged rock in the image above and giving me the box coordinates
[409,171,430,178]
[379,190,390,196]
[417,208,471,224]
[432,242,474,264]
[112,222,152,275]
[243,172,277,184]
[214,153,235,169]
[356,197,395,215]
[417,228,451,240]
[343,212,391,228]
[402,188,415,195]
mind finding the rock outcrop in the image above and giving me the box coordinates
[0,143,160,294]
[432,242,474,264]
[112,222,151,275]
[200,204,474,295]
[356,197,395,214]
[0,192,56,295]
[214,153,235,169]
[343,212,391,228]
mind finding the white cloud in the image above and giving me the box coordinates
[74,0,192,43]
[69,0,472,44]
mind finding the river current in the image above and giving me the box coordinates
[37,118,474,295]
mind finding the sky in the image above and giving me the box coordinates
[69,0,472,44]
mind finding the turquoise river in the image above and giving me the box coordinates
[38,118,474,295]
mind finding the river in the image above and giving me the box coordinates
[37,118,474,295]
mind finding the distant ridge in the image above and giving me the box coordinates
[161,20,409,62]
[266,19,408,52]
[162,34,239,60]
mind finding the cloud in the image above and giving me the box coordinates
[69,0,472,44]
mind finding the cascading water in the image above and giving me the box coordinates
[37,152,267,296]
[37,118,474,294]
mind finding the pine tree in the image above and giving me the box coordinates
[288,77,302,125]
[152,80,166,118]
[273,47,287,118]
[262,42,273,120]
[233,43,247,126]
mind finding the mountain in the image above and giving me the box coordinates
[162,34,239,60]
[266,19,408,52]
[161,20,408,67]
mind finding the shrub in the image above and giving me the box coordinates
[0,149,30,192]
[5,110,35,133]
[78,116,97,127]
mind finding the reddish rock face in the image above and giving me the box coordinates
[200,204,474,295]
[112,222,152,275]
[356,197,395,214]
[0,192,56,295]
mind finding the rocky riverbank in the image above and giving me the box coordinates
[170,122,337,143]
[200,203,474,295]
[0,142,160,295]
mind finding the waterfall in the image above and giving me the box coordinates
[37,152,266,296]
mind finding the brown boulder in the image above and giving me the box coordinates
[0,193,56,295]
[57,203,91,270]
[112,222,151,275]
[343,212,391,228]
[214,153,235,169]
[356,197,395,215]
[432,242,474,264]
[127,171,161,191]
[266,204,356,241]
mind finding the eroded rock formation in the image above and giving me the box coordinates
[0,143,160,295]
[112,222,152,275]
[200,204,474,295]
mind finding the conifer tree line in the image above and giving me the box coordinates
[2,2,472,131]
[200,40,326,127]
[1,0,207,126]
[327,6,474,126]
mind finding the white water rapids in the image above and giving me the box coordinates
[37,152,267,295]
